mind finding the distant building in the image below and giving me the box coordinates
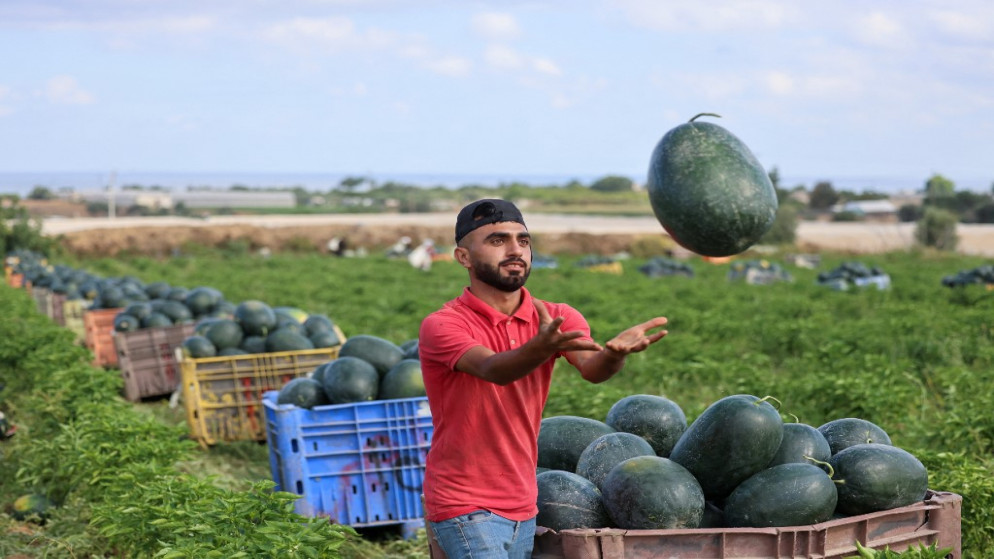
[174,190,295,209]
[834,200,898,221]
[68,189,296,210]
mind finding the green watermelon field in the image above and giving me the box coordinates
[2,247,994,557]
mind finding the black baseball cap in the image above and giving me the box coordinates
[455,199,527,243]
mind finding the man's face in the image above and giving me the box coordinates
[462,222,532,292]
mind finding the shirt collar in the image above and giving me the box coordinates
[458,286,537,326]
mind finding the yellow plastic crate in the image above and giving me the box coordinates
[62,299,91,344]
[179,344,343,448]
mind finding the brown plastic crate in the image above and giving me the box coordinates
[530,490,961,559]
[179,344,343,447]
[84,308,125,368]
[115,323,197,402]
[31,287,53,318]
[50,293,67,326]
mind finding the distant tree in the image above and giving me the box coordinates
[975,202,994,224]
[768,166,781,189]
[589,175,634,192]
[915,207,958,251]
[760,203,798,245]
[808,181,839,210]
[27,186,55,200]
[831,211,862,222]
[897,204,924,223]
[924,174,955,198]
[338,176,368,193]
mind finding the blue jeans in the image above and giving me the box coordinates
[429,510,536,559]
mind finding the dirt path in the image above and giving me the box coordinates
[42,213,994,257]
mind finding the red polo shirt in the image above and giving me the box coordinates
[418,286,592,522]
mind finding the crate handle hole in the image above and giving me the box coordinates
[295,481,303,494]
[352,485,358,495]
[371,483,377,492]
[291,439,299,453]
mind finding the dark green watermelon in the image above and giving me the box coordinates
[181,335,217,359]
[310,329,343,348]
[536,470,610,531]
[768,422,833,468]
[829,443,928,516]
[605,394,686,457]
[303,313,335,336]
[818,417,892,455]
[234,300,278,336]
[668,394,783,500]
[204,318,244,350]
[646,113,778,257]
[339,334,405,376]
[240,335,267,355]
[184,286,223,316]
[378,359,425,400]
[601,455,704,529]
[322,356,379,404]
[723,463,838,527]
[266,329,315,352]
[113,312,141,333]
[278,377,330,409]
[141,312,174,329]
[576,431,656,489]
[537,416,615,473]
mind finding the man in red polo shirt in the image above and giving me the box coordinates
[419,199,668,558]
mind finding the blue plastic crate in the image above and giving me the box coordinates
[262,391,433,538]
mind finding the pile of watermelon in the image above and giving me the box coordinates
[817,262,890,291]
[727,260,792,285]
[638,257,694,278]
[179,300,343,358]
[941,264,994,288]
[535,393,928,532]
[112,285,235,332]
[276,334,423,407]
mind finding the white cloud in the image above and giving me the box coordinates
[613,0,796,32]
[851,11,910,49]
[485,44,523,70]
[930,8,993,41]
[424,55,472,77]
[42,75,94,105]
[532,57,562,77]
[765,71,794,95]
[471,12,521,40]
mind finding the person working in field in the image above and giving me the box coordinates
[418,199,669,558]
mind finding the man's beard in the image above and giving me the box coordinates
[473,257,531,292]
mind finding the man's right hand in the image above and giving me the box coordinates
[533,299,603,354]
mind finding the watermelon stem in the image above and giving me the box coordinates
[804,455,835,478]
[755,395,782,410]
[689,113,721,123]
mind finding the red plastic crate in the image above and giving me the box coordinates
[529,490,961,559]
[84,308,125,368]
[115,323,197,402]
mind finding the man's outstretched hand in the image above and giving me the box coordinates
[605,317,669,355]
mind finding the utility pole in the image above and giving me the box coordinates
[108,171,116,220]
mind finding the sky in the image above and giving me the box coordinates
[0,1,992,191]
